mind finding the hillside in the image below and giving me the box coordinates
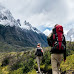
[0,42,74,74]
[0,24,48,50]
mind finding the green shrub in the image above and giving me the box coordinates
[9,68,23,74]
[28,69,37,74]
[41,50,51,65]
[60,54,74,72]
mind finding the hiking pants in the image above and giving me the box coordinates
[36,56,41,72]
[51,54,63,74]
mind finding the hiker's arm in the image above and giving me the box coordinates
[63,36,66,62]
[40,47,43,52]
[64,48,66,62]
[41,48,43,53]
[47,33,53,47]
[41,48,43,56]
[47,33,52,40]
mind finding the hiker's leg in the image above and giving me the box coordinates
[36,56,40,72]
[57,54,63,74]
[39,56,41,72]
[51,54,59,74]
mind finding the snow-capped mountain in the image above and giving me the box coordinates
[0,4,42,34]
[67,28,74,41]
[0,4,19,26]
[20,20,42,34]
[0,4,48,48]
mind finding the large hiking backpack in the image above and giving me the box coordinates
[35,48,43,56]
[52,25,66,52]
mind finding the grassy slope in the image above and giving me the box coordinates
[0,41,34,52]
[0,41,74,74]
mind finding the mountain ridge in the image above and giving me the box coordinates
[66,28,74,41]
[0,4,48,49]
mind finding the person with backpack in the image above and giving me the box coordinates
[47,24,66,74]
[35,43,43,73]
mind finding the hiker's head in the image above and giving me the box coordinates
[52,24,59,33]
[37,43,41,47]
[54,24,58,28]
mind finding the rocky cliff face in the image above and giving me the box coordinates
[0,24,48,47]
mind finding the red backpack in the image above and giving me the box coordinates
[52,25,65,51]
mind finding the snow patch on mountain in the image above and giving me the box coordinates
[20,20,42,34]
[43,29,52,36]
[66,28,74,41]
[0,4,19,27]
[0,4,42,34]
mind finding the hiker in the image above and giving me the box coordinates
[47,24,66,74]
[35,43,43,73]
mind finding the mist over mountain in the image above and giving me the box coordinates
[66,28,74,41]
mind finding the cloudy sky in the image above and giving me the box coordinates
[0,0,74,35]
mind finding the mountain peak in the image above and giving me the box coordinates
[66,28,74,41]
[0,4,19,27]
[67,28,74,36]
[0,4,42,34]
[20,20,42,34]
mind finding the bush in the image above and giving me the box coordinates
[9,68,23,74]
[60,54,74,72]
[27,69,37,74]
[41,50,51,65]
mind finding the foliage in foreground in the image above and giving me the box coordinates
[0,47,51,74]
[60,54,74,73]
[0,41,74,74]
[0,51,35,74]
